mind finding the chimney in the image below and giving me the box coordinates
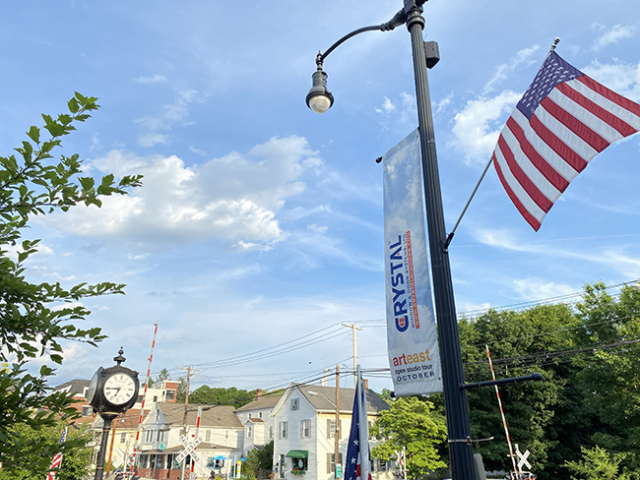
[255,388,263,401]
[364,379,369,391]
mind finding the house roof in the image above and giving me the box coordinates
[247,417,265,423]
[155,403,243,428]
[235,394,283,412]
[282,384,389,414]
[53,379,91,397]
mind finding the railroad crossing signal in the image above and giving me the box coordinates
[515,444,531,470]
[176,434,202,464]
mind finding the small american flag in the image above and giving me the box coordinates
[46,426,68,480]
[344,380,371,480]
[492,50,640,230]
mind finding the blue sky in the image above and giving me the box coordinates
[2,0,639,394]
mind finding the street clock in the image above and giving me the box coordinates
[89,348,140,415]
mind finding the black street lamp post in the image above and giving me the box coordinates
[87,349,140,480]
[306,1,476,478]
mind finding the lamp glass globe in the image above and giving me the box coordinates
[309,95,332,114]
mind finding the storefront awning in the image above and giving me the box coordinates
[285,450,308,459]
[214,455,228,460]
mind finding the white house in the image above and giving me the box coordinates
[270,383,394,480]
[234,389,283,455]
[136,402,244,480]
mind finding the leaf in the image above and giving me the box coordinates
[67,97,80,114]
[27,126,40,143]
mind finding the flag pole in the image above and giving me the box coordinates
[444,157,493,250]
[356,365,370,480]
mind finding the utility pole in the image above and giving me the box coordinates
[341,323,362,386]
[334,364,340,478]
[177,366,198,480]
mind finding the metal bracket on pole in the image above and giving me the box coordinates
[449,436,495,446]
[461,373,543,390]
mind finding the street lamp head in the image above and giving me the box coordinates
[306,70,334,113]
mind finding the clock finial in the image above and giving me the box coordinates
[114,347,126,366]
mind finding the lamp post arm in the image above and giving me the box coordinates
[316,9,407,69]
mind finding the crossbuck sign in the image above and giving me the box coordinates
[514,444,531,471]
[176,434,202,464]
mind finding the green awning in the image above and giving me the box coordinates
[285,450,308,459]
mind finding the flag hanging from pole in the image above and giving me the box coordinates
[344,368,371,480]
[382,129,443,396]
[46,426,68,480]
[492,50,640,231]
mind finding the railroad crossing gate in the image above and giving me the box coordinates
[176,434,202,464]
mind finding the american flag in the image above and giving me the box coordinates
[492,50,640,231]
[46,426,68,480]
[344,376,371,480]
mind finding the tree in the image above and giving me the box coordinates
[370,396,447,478]
[243,441,274,480]
[0,93,142,471]
[0,420,94,480]
[188,386,255,408]
[153,368,171,385]
[564,446,630,480]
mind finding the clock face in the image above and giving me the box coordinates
[86,372,99,404]
[103,373,136,406]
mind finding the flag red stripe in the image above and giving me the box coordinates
[497,135,553,212]
[556,82,637,137]
[530,114,588,172]
[506,117,570,192]
[577,75,640,118]
[541,97,609,153]
[493,154,542,231]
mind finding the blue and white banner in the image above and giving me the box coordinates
[382,129,442,396]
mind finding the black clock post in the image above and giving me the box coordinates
[88,348,140,480]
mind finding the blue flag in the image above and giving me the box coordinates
[344,373,371,480]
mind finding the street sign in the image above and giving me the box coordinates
[176,434,202,463]
[514,444,531,470]
[335,463,342,479]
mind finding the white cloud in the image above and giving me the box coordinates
[462,302,491,314]
[435,93,454,114]
[473,228,640,278]
[46,136,321,247]
[375,96,396,115]
[484,45,540,93]
[135,74,168,84]
[592,24,636,51]
[135,89,201,147]
[189,145,207,157]
[450,90,522,164]
[582,59,640,102]
[512,278,575,300]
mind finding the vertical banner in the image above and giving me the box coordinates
[383,129,443,396]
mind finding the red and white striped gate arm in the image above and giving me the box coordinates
[486,345,519,478]
[129,321,159,474]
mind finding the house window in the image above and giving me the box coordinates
[300,419,311,439]
[247,426,253,438]
[206,430,211,442]
[157,430,165,443]
[81,405,93,417]
[153,395,158,402]
[249,413,252,418]
[140,455,149,468]
[225,430,229,439]
[120,433,127,444]
[374,459,389,473]
[326,419,342,439]
[327,453,343,474]
[292,457,308,472]
[291,398,299,411]
[259,412,263,418]
[165,390,175,401]
[268,426,274,439]
[145,430,154,443]
[279,421,288,439]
